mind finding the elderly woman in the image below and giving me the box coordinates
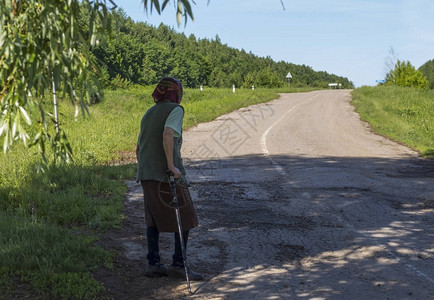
[136,77,203,280]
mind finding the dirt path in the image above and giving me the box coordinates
[96,90,434,299]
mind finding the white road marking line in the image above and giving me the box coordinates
[260,93,320,176]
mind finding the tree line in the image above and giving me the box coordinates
[82,7,354,90]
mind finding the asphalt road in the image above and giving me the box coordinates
[177,90,434,299]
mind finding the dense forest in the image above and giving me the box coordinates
[80,7,354,90]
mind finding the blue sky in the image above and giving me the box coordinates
[113,0,434,87]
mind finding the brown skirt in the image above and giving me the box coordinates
[141,180,198,232]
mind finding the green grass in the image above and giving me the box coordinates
[352,86,434,157]
[0,214,111,299]
[182,88,279,128]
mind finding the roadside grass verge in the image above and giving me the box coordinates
[0,86,289,298]
[0,214,111,299]
[0,154,130,299]
[182,88,279,128]
[351,86,433,157]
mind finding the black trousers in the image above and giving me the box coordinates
[146,225,189,266]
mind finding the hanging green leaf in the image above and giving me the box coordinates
[0,0,195,167]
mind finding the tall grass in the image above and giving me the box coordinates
[352,86,433,157]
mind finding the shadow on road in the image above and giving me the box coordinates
[67,153,434,299]
[180,154,434,299]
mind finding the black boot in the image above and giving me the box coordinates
[168,262,204,281]
[145,252,167,278]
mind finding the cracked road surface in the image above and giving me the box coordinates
[97,90,434,299]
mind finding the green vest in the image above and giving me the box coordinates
[136,102,186,183]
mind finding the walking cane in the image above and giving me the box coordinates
[166,170,192,295]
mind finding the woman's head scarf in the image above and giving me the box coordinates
[152,77,183,104]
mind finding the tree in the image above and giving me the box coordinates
[386,60,428,89]
[0,0,111,164]
[242,73,255,89]
[0,0,194,165]
[142,0,195,26]
[418,59,434,89]
[384,46,398,78]
[256,67,283,88]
